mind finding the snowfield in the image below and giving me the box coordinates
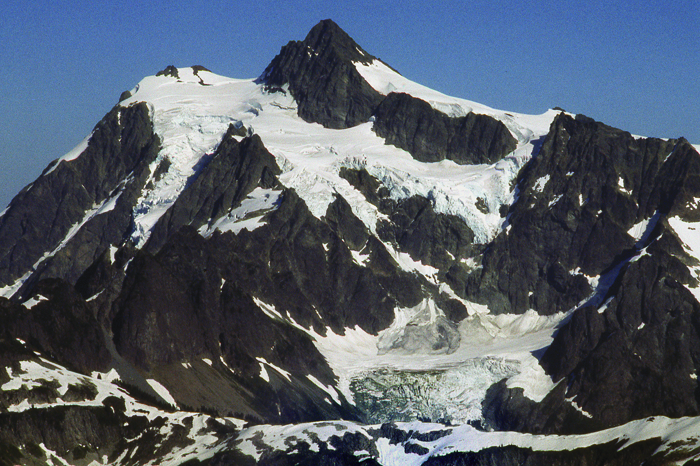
[235,415,700,464]
[116,65,559,246]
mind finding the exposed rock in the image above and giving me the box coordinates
[465,113,692,316]
[0,279,111,374]
[481,380,604,435]
[106,183,425,422]
[339,167,478,272]
[373,92,518,165]
[156,65,179,78]
[145,130,282,252]
[540,222,700,427]
[0,102,160,290]
[323,194,370,251]
[260,19,383,129]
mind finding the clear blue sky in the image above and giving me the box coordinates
[1,0,698,209]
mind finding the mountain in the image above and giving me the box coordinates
[1,19,700,465]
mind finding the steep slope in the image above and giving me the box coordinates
[0,19,699,465]
[0,103,160,296]
[260,18,383,129]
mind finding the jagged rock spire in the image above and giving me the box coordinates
[260,19,383,129]
[300,19,375,65]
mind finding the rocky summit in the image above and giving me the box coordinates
[1,19,700,465]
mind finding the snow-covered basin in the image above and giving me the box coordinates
[270,292,566,416]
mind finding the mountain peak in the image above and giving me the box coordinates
[259,19,383,129]
[301,19,374,65]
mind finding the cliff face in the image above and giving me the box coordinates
[462,114,696,315]
[372,92,517,165]
[0,103,160,291]
[260,19,384,129]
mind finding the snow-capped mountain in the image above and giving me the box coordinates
[1,19,699,465]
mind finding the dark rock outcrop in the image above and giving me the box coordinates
[156,65,180,78]
[481,380,605,435]
[539,221,700,428]
[0,279,111,374]
[339,167,479,272]
[261,21,518,166]
[373,92,518,165]
[260,19,384,129]
[464,113,700,431]
[0,102,160,290]
[105,182,426,422]
[145,130,282,252]
[464,113,696,316]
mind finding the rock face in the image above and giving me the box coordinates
[461,113,694,316]
[467,113,700,433]
[540,220,700,428]
[261,20,517,167]
[260,19,383,129]
[0,279,111,375]
[145,129,282,252]
[0,102,160,291]
[372,92,518,165]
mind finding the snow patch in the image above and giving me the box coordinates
[307,374,341,404]
[628,211,661,245]
[91,368,121,383]
[22,294,48,309]
[351,249,369,266]
[257,357,292,382]
[44,134,92,175]
[146,379,177,407]
[548,194,562,208]
[85,291,103,302]
[382,242,439,280]
[618,176,633,195]
[598,296,614,314]
[668,215,700,300]
[533,175,550,193]
[258,362,270,382]
[198,188,281,237]
[253,297,284,321]
[566,396,594,419]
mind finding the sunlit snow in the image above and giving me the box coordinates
[235,415,700,464]
[668,215,700,301]
[198,187,281,237]
[115,65,558,247]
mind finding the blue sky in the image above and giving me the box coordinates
[1,0,698,208]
